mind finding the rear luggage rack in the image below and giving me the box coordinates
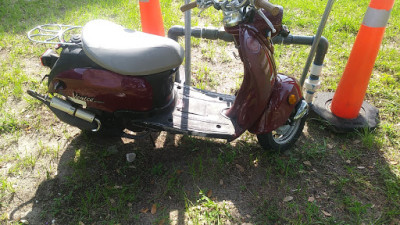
[27,24,82,46]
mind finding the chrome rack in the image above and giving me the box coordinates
[27,24,82,46]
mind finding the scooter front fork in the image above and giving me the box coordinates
[293,99,309,121]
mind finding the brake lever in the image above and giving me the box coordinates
[196,0,214,15]
[198,8,206,15]
[256,9,276,33]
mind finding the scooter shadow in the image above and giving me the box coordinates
[17,131,270,224]
[15,122,400,224]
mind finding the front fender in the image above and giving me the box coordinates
[225,24,277,137]
[249,74,302,134]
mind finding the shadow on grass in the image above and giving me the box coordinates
[9,120,400,224]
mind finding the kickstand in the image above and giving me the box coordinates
[40,74,49,83]
[149,133,156,148]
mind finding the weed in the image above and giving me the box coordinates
[156,169,182,198]
[194,65,209,90]
[255,199,280,223]
[356,127,380,149]
[193,63,219,90]
[305,201,321,222]
[381,123,398,144]
[0,176,16,204]
[271,154,300,177]
[0,111,27,134]
[151,163,164,176]
[300,140,328,160]
[189,155,204,179]
[335,177,350,192]
[7,152,38,175]
[343,196,371,224]
[337,143,363,162]
[37,141,60,161]
[185,189,235,224]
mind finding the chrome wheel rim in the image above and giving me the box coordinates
[272,119,301,145]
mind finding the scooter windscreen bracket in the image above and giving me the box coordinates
[27,24,82,46]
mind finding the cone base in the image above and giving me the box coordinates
[311,92,379,133]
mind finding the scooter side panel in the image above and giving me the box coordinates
[49,68,154,112]
[248,74,302,134]
[225,25,277,133]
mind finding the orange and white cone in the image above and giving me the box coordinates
[139,0,165,36]
[330,0,395,119]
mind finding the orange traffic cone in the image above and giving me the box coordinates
[330,0,395,119]
[139,0,165,36]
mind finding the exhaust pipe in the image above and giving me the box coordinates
[27,90,101,132]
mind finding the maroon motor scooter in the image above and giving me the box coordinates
[27,0,308,151]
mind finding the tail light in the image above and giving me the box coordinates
[40,49,59,68]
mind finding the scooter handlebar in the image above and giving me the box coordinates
[181,1,197,12]
[254,0,279,16]
[180,0,279,16]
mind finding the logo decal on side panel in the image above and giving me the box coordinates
[70,92,104,104]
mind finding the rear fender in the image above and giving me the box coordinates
[248,74,302,134]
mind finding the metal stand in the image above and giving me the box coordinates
[184,0,192,85]
[300,0,335,87]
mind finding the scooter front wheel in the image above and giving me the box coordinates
[257,114,307,152]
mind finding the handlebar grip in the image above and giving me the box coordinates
[180,1,197,12]
[254,0,280,16]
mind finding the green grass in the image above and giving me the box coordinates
[0,176,16,204]
[185,189,236,224]
[7,152,38,176]
[0,0,400,224]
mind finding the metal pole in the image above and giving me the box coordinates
[300,0,335,87]
[184,0,191,85]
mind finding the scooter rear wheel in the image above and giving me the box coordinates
[257,114,307,152]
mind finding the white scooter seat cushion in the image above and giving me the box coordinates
[81,20,184,76]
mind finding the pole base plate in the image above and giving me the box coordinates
[310,92,379,132]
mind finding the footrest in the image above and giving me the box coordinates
[144,84,237,139]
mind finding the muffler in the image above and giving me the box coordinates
[27,90,101,132]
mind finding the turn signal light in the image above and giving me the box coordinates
[288,94,297,105]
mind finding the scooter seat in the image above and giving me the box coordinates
[81,20,184,76]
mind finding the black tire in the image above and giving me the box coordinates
[257,113,307,152]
